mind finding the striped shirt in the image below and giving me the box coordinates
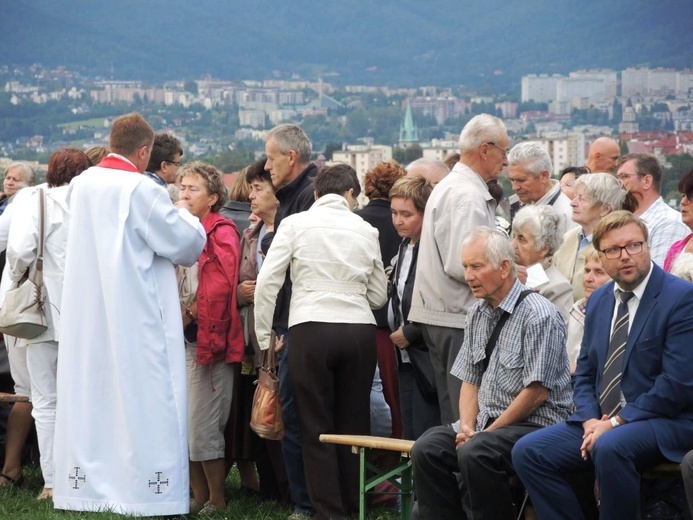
[451,280,572,432]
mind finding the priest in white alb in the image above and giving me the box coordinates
[52,113,206,516]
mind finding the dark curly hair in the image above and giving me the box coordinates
[363,161,406,200]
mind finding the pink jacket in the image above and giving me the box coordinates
[195,212,244,364]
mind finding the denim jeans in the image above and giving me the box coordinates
[276,327,314,515]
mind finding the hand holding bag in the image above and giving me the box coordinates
[249,331,284,440]
[0,187,48,339]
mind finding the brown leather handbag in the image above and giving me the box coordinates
[249,332,284,440]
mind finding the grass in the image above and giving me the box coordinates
[0,465,400,520]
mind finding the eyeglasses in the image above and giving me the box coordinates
[599,241,645,260]
[486,142,510,157]
[616,172,640,181]
[166,160,182,167]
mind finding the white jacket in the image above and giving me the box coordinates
[254,194,388,350]
[7,184,69,344]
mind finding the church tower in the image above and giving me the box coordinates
[399,102,419,148]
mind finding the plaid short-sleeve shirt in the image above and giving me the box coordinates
[451,280,573,432]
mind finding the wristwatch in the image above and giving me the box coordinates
[610,416,621,428]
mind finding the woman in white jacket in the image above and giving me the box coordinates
[7,148,91,500]
[254,164,388,520]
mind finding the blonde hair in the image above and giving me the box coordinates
[388,174,433,214]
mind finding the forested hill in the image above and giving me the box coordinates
[1,0,692,89]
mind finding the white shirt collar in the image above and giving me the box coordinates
[612,261,654,302]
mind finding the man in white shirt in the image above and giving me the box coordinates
[408,114,509,424]
[616,153,689,265]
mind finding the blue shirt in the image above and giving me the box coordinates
[144,171,166,187]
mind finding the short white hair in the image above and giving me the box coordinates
[574,172,627,213]
[406,157,450,178]
[512,205,564,257]
[459,114,507,155]
[4,162,35,186]
[463,226,516,276]
[507,142,552,178]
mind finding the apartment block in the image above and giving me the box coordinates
[534,133,585,174]
[521,74,561,103]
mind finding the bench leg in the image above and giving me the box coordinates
[400,459,413,520]
[359,447,367,520]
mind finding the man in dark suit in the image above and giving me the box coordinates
[512,210,693,520]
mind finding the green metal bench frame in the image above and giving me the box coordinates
[320,434,415,520]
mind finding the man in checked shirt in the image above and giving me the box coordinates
[411,227,572,520]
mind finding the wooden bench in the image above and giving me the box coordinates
[640,463,690,519]
[642,462,681,480]
[319,434,415,520]
[0,392,29,405]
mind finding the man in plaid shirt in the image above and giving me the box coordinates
[411,227,572,520]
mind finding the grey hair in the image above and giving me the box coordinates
[406,157,450,177]
[507,142,553,178]
[266,124,312,163]
[671,253,693,282]
[4,162,35,186]
[459,114,507,155]
[574,172,626,213]
[462,226,516,276]
[512,205,564,257]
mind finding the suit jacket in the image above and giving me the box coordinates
[554,226,587,301]
[570,263,693,461]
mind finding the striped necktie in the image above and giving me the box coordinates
[599,290,635,418]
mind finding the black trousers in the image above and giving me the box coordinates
[399,367,441,440]
[411,422,541,520]
[419,324,464,425]
[289,322,377,520]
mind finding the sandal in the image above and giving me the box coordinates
[199,501,219,515]
[37,488,53,501]
[0,472,25,488]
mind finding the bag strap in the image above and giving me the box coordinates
[263,331,278,374]
[29,187,47,286]
[482,289,534,373]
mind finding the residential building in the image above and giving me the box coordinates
[332,143,393,206]
[535,132,586,174]
[521,74,561,103]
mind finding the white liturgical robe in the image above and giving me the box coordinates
[52,158,206,516]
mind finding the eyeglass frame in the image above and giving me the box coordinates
[165,159,182,167]
[486,142,510,157]
[599,241,646,260]
[615,172,642,182]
